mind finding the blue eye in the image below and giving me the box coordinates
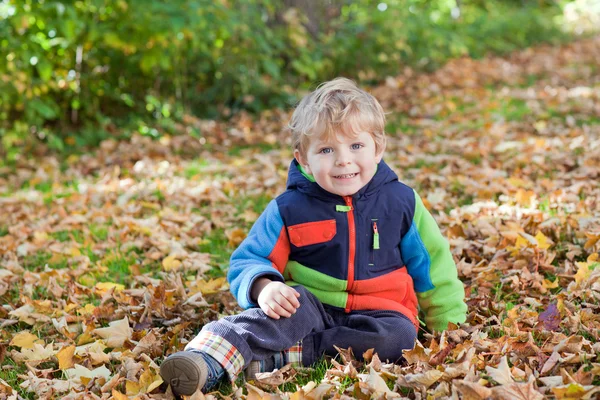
[319,147,333,154]
[351,143,363,150]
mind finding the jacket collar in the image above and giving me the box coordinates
[286,159,398,202]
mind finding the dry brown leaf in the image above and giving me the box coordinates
[453,380,493,400]
[92,316,133,348]
[491,380,544,400]
[485,356,514,385]
[366,367,400,398]
[254,364,297,387]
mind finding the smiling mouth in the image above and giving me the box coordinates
[334,173,358,179]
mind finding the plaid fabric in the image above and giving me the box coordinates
[185,331,245,380]
[287,340,302,367]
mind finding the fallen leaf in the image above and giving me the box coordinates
[453,380,493,400]
[552,383,600,399]
[486,356,514,385]
[162,255,182,271]
[538,303,561,331]
[111,389,129,400]
[56,345,76,370]
[95,282,125,295]
[9,331,41,349]
[491,380,544,400]
[366,367,399,397]
[11,343,55,363]
[64,364,112,385]
[92,316,133,348]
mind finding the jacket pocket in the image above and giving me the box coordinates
[287,219,336,247]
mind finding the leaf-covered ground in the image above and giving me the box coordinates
[1,36,600,399]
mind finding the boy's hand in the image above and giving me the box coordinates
[254,279,300,319]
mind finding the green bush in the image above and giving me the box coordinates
[0,0,576,156]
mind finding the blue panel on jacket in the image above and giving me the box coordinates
[400,222,435,292]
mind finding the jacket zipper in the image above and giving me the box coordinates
[370,220,379,265]
[344,196,356,310]
[372,221,380,250]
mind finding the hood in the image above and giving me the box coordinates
[285,159,398,202]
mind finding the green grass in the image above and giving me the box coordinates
[100,251,142,283]
[497,98,531,122]
[89,224,109,241]
[386,114,419,137]
[0,225,8,237]
[196,228,231,278]
[184,159,214,179]
[51,229,84,244]
[21,251,69,271]
[227,142,280,157]
[0,358,36,399]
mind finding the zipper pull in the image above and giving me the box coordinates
[373,221,380,250]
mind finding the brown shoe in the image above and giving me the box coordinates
[160,351,208,396]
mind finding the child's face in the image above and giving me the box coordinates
[294,131,384,197]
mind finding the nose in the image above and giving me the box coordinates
[335,149,352,166]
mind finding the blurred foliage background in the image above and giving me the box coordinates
[0,0,599,158]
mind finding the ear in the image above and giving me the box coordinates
[294,149,312,175]
[375,141,386,163]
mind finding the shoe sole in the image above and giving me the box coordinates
[160,352,208,396]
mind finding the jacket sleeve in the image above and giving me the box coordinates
[228,199,290,309]
[400,190,467,331]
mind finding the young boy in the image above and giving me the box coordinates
[160,78,467,396]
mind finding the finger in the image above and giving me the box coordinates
[269,302,292,318]
[282,288,301,308]
[275,295,297,314]
[262,304,280,320]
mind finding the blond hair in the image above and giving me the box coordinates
[289,77,386,155]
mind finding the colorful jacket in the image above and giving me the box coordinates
[228,160,467,331]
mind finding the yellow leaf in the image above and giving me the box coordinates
[226,228,247,248]
[140,201,160,210]
[111,389,129,400]
[190,277,228,295]
[552,383,600,399]
[509,235,530,256]
[535,231,551,250]
[543,279,559,289]
[95,282,125,296]
[70,247,81,257]
[78,303,97,316]
[12,343,55,362]
[588,253,599,263]
[33,231,49,245]
[9,331,41,349]
[76,332,95,346]
[126,379,141,396]
[92,317,133,348]
[57,345,76,370]
[162,255,182,271]
[139,367,163,394]
[574,262,595,285]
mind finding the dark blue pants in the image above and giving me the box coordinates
[187,285,417,378]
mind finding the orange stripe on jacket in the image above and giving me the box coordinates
[350,268,419,328]
[268,226,290,274]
